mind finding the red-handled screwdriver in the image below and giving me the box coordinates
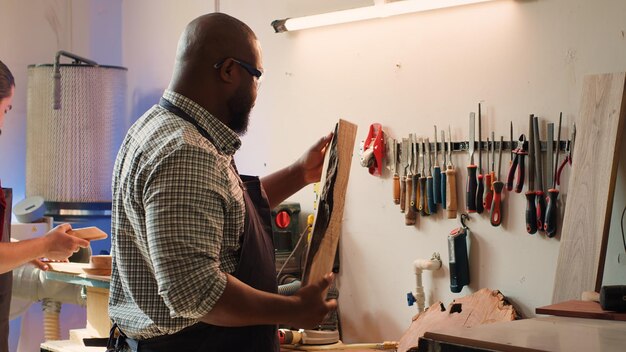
[491,136,504,226]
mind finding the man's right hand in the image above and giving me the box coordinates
[288,273,338,329]
[42,223,90,260]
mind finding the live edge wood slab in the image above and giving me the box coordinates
[536,300,626,321]
[398,288,518,352]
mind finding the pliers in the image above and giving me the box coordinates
[556,124,576,186]
[506,134,527,193]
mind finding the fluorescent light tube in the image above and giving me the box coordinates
[272,0,498,33]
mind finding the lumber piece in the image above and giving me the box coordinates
[398,288,518,352]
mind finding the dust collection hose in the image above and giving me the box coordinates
[42,298,61,341]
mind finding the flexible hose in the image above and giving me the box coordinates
[42,298,62,341]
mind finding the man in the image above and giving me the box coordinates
[108,13,337,351]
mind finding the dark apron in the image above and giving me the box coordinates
[0,186,12,352]
[108,99,279,352]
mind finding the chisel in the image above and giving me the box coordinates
[545,113,562,236]
[400,138,408,213]
[433,126,441,206]
[391,138,400,204]
[525,115,538,234]
[446,126,457,219]
[466,112,477,213]
[419,138,429,216]
[533,116,546,232]
[426,138,436,214]
[441,130,447,210]
[476,104,485,214]
[491,136,504,226]
[405,134,417,225]
[411,136,419,213]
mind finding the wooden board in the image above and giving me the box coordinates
[553,72,626,303]
[398,288,518,352]
[536,300,626,321]
[48,262,111,276]
[68,227,108,240]
[302,119,357,286]
[421,316,626,352]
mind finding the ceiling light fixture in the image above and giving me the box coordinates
[272,0,499,33]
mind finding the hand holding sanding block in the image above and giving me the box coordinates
[68,226,108,240]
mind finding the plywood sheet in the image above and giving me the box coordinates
[552,72,626,303]
[302,119,357,286]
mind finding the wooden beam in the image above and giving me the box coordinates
[553,72,626,303]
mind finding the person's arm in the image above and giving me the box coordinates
[0,223,89,274]
[201,272,337,328]
[261,133,333,209]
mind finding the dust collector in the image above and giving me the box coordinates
[25,51,127,218]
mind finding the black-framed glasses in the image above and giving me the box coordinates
[213,58,263,80]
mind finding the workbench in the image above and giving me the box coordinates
[417,315,626,351]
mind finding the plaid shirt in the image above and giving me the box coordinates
[109,90,245,339]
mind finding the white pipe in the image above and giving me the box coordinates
[413,253,442,312]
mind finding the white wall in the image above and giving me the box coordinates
[2,0,626,347]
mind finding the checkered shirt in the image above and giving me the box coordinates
[108,90,245,339]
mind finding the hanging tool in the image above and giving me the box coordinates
[426,138,436,214]
[433,126,441,206]
[400,138,408,213]
[506,134,527,193]
[446,126,457,219]
[419,138,429,216]
[441,130,447,210]
[466,112,477,213]
[476,104,485,214]
[391,138,400,204]
[545,113,562,237]
[405,134,417,225]
[491,136,504,226]
[410,134,420,215]
[533,116,546,232]
[510,122,514,165]
[546,122,554,201]
[525,115,538,234]
[484,135,493,212]
[556,123,576,186]
[449,214,471,293]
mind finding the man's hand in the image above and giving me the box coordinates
[288,273,338,329]
[42,223,90,260]
[295,132,333,185]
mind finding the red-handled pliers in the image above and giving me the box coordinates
[556,124,576,186]
[506,134,527,193]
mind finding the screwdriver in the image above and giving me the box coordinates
[483,135,493,212]
[446,126,457,219]
[433,126,442,206]
[491,136,504,227]
[466,112,477,213]
[476,104,485,214]
[545,113,562,237]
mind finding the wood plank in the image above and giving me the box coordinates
[536,300,626,321]
[553,72,626,303]
[398,288,517,352]
[303,119,357,287]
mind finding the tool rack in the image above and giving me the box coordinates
[390,140,570,155]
